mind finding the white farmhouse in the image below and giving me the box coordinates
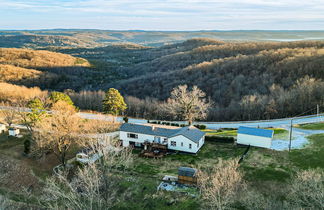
[120,123,205,153]
[0,124,6,133]
[237,126,274,148]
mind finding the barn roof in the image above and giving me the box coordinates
[238,126,274,138]
[120,123,205,143]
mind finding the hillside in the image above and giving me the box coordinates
[1,38,324,121]
[107,41,324,121]
[0,34,98,48]
[0,48,92,90]
[0,64,59,88]
[1,30,324,48]
[0,48,89,68]
[0,82,48,104]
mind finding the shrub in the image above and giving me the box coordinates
[24,139,31,154]
[205,135,235,143]
[194,124,207,129]
[286,169,324,209]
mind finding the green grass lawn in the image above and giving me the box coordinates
[295,122,324,130]
[270,128,289,140]
[202,127,288,139]
[289,133,324,169]
[202,129,237,136]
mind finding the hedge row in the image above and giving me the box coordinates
[147,120,207,130]
[148,120,185,127]
[194,124,207,129]
[205,135,235,143]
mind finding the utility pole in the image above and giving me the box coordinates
[289,118,293,152]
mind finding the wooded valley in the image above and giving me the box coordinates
[0,32,324,121]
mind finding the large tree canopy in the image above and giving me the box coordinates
[166,85,211,125]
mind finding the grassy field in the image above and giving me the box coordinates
[203,129,238,136]
[122,133,324,208]
[289,134,324,169]
[295,122,324,130]
[203,127,288,139]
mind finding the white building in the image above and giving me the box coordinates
[0,124,6,133]
[8,128,20,137]
[120,123,205,153]
[237,126,274,148]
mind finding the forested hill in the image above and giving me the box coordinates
[109,40,324,121]
[1,38,324,121]
[0,48,91,90]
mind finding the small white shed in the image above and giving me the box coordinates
[0,124,6,133]
[8,128,20,137]
[237,126,274,148]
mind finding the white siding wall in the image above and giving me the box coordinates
[197,136,205,151]
[120,131,167,146]
[0,124,5,133]
[9,129,19,136]
[168,135,198,153]
[237,133,272,148]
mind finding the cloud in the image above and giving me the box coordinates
[0,0,324,30]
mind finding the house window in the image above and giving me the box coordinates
[181,142,183,147]
[127,133,138,139]
[189,144,192,149]
[171,141,176,146]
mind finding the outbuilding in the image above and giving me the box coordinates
[178,167,197,185]
[8,128,20,137]
[0,124,6,133]
[237,126,273,148]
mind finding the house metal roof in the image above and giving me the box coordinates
[238,126,274,138]
[120,123,205,143]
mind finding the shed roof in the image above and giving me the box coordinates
[178,167,197,177]
[238,126,273,138]
[120,123,205,143]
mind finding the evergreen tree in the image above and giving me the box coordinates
[102,88,127,116]
[49,91,74,106]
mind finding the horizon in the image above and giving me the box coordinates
[2,29,324,32]
[1,0,324,30]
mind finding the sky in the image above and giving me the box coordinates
[1,0,324,30]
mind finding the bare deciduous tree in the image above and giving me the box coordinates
[0,108,20,127]
[42,137,133,209]
[165,85,211,125]
[197,158,244,210]
[33,101,83,167]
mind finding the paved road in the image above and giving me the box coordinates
[2,105,323,129]
[79,112,324,129]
